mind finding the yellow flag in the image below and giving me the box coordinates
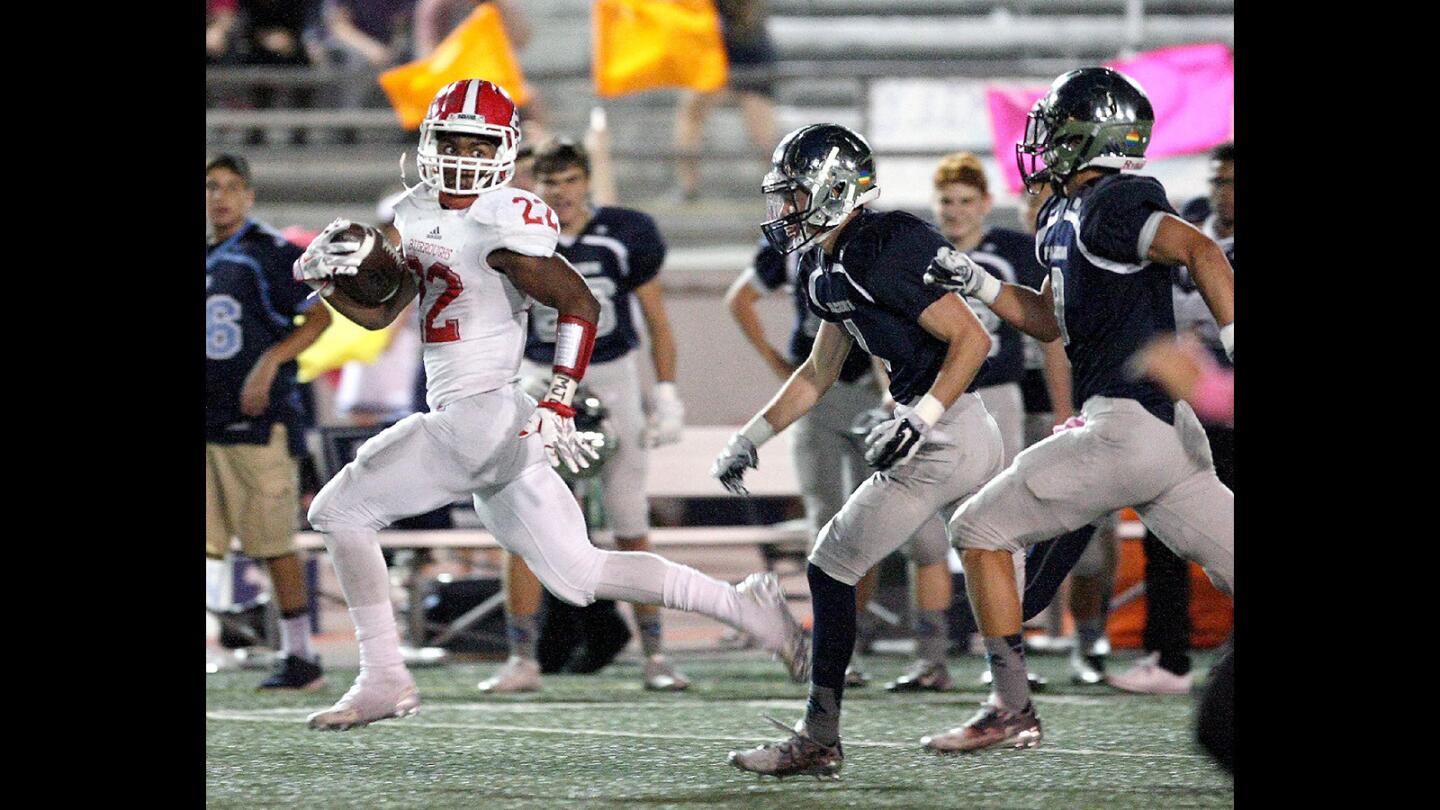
[379,4,531,130]
[296,302,396,383]
[593,0,728,97]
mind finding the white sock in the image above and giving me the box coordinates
[349,603,404,670]
[280,614,314,662]
[594,551,743,629]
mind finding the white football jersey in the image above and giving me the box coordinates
[393,184,561,409]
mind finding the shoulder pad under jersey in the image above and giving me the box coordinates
[466,188,560,258]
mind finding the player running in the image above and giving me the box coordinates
[292,79,806,731]
[920,67,1234,752]
[716,123,1002,779]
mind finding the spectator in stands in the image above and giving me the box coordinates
[321,0,417,107]
[1108,142,1235,696]
[672,0,778,202]
[206,1,323,144]
[206,154,333,690]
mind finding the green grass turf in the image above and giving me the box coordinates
[207,649,1232,809]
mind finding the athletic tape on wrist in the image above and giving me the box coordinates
[1219,322,1234,360]
[740,414,776,448]
[554,315,597,380]
[543,374,578,408]
[913,393,946,427]
[974,271,1002,306]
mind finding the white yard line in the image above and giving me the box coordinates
[207,710,1208,761]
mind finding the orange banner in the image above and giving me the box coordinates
[593,0,728,97]
[379,4,531,130]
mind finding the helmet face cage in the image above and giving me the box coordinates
[417,118,519,194]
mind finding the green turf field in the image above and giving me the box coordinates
[206,649,1232,809]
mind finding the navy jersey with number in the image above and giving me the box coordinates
[205,219,315,452]
[967,227,1046,389]
[801,209,984,404]
[748,239,871,384]
[1036,173,1179,423]
[524,206,664,365]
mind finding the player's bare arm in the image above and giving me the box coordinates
[724,271,795,380]
[1145,214,1235,330]
[633,278,677,383]
[757,320,854,433]
[489,248,600,323]
[925,248,1061,341]
[916,292,993,410]
[239,303,333,417]
[1039,336,1073,423]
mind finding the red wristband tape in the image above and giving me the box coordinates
[553,314,596,381]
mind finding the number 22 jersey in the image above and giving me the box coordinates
[392,184,560,411]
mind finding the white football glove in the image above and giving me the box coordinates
[923,246,1002,304]
[643,382,686,448]
[519,401,601,475]
[863,409,930,471]
[292,218,364,297]
[710,434,759,495]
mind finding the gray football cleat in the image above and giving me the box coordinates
[920,700,1043,753]
[735,573,810,683]
[643,655,692,691]
[477,655,542,694]
[728,716,843,780]
[884,659,954,692]
[844,662,869,688]
[307,666,420,731]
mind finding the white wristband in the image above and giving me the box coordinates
[1219,322,1234,360]
[974,271,1003,306]
[740,414,776,448]
[913,393,946,427]
[654,381,679,402]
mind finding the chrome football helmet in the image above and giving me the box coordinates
[761,124,879,254]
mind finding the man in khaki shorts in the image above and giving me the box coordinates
[206,154,333,690]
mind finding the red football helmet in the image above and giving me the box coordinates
[416,79,522,195]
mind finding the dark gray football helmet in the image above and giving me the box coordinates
[761,124,879,254]
[1016,67,1154,193]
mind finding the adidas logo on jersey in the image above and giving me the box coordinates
[427,227,442,240]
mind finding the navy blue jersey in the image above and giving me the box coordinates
[1036,173,1179,423]
[801,209,984,404]
[748,239,871,384]
[524,206,664,365]
[967,227,1046,389]
[205,219,316,452]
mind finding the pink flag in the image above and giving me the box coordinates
[987,44,1234,193]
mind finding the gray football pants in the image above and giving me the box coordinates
[952,396,1234,595]
[793,379,952,568]
[809,393,1005,586]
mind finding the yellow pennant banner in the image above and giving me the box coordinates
[296,301,396,383]
[380,4,531,130]
[593,0,728,97]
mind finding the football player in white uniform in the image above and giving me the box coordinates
[293,79,807,730]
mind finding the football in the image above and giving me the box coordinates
[332,223,406,307]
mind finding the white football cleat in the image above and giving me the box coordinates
[477,655,542,694]
[735,573,810,683]
[1105,652,1193,695]
[307,666,420,731]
